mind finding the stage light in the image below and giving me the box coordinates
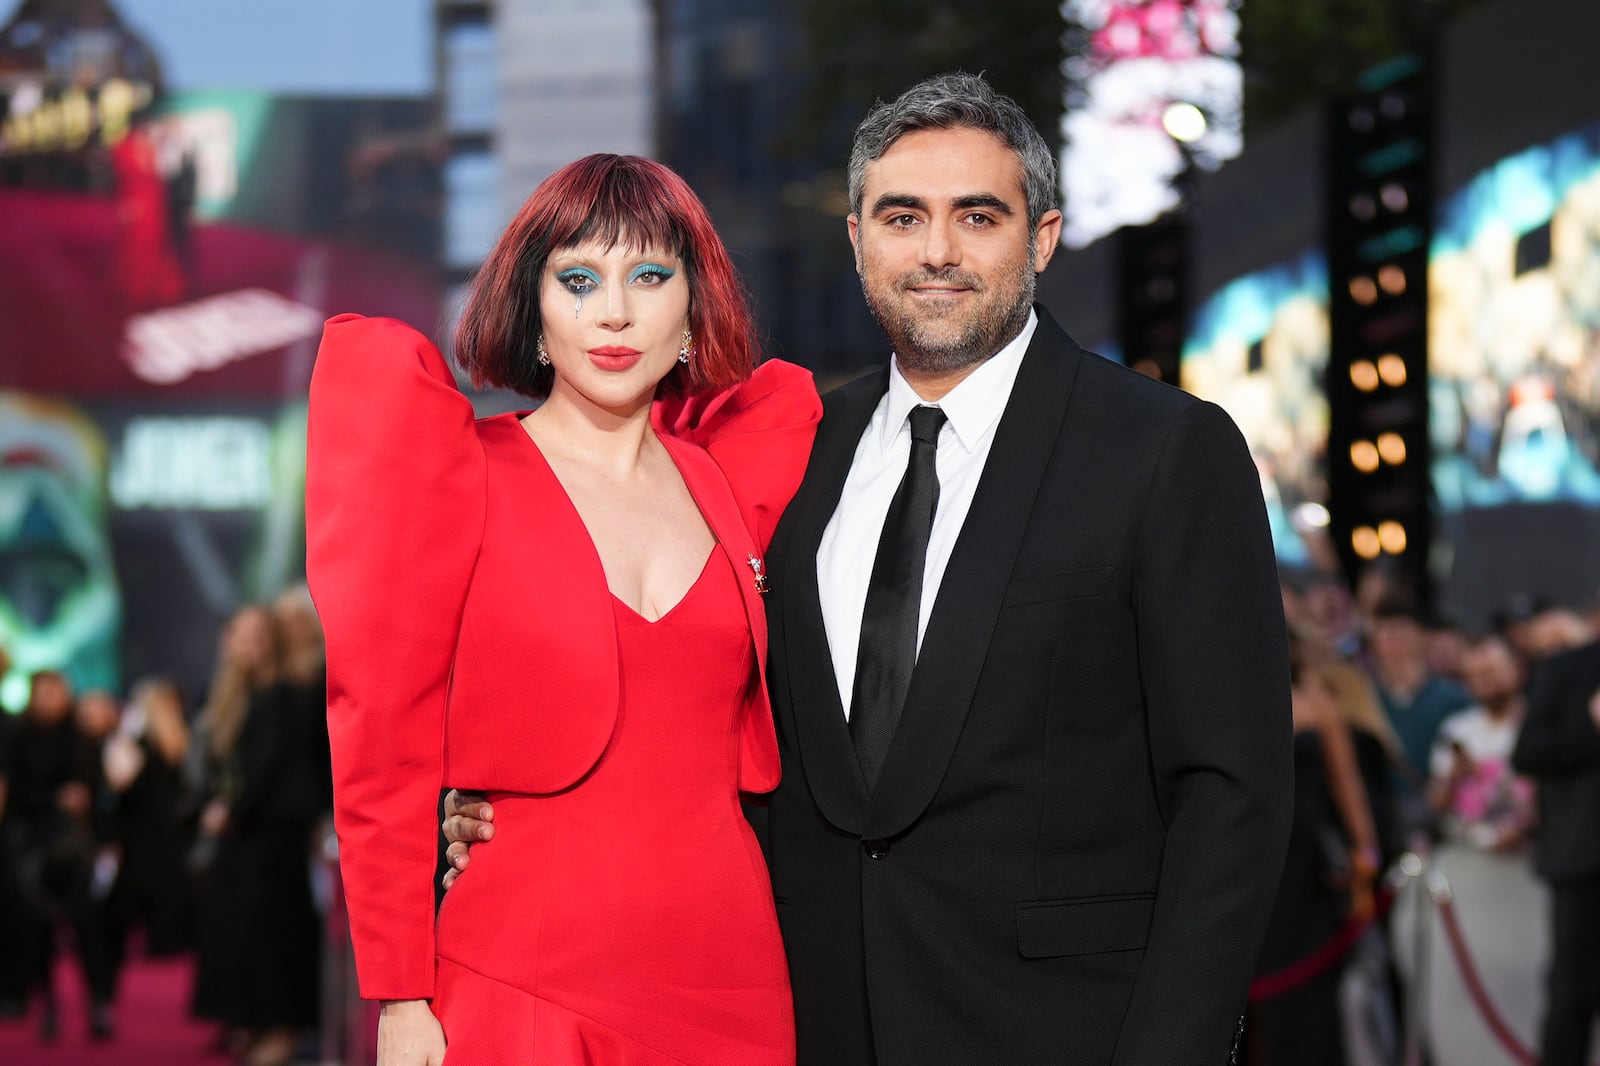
[1377,353,1409,386]
[1377,432,1407,465]
[1328,53,1432,600]
[1378,264,1407,295]
[1162,101,1208,144]
[1294,502,1332,528]
[1352,526,1382,559]
[1350,440,1381,473]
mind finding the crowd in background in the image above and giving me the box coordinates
[1254,563,1600,1066]
[4,563,1600,1065]
[0,586,332,1066]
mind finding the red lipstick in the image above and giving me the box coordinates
[588,345,643,371]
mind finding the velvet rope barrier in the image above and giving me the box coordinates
[1253,853,1594,1064]
[1426,870,1556,1066]
[1248,886,1397,1002]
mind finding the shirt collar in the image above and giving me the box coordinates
[881,309,1037,454]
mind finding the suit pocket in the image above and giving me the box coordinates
[1001,565,1115,608]
[1015,893,1154,959]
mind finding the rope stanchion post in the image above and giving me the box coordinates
[1401,850,1432,1066]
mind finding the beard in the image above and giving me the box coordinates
[860,251,1037,376]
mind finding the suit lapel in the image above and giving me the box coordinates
[777,369,887,834]
[862,308,1086,839]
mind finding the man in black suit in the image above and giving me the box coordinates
[446,73,1292,1064]
[1512,636,1600,1066]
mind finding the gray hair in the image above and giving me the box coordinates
[847,72,1058,231]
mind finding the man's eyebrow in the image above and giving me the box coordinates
[952,194,1014,215]
[870,193,927,214]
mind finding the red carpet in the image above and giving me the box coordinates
[0,952,232,1066]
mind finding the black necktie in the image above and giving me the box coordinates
[850,404,947,790]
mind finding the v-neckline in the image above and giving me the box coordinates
[610,545,720,626]
[512,417,719,622]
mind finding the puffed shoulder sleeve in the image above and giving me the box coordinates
[304,313,485,1001]
[654,359,820,550]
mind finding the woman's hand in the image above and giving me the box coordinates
[1346,846,1381,922]
[377,999,446,1066]
[199,798,230,837]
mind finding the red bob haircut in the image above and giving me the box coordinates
[454,154,756,399]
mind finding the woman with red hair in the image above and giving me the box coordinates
[305,154,819,1065]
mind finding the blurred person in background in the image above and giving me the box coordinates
[71,690,127,1003]
[1352,559,1414,637]
[1250,643,1382,1066]
[0,643,24,1018]
[1491,592,1549,664]
[308,151,817,1066]
[102,677,195,961]
[75,689,122,744]
[191,603,323,1066]
[271,584,332,834]
[5,670,117,1041]
[1522,605,1595,662]
[1511,628,1600,1066]
[1365,596,1472,840]
[1420,632,1545,1066]
[1313,659,1403,865]
[1309,657,1406,1066]
[1305,574,1364,660]
[1429,634,1536,852]
[1425,616,1468,687]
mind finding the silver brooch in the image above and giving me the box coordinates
[746,554,770,594]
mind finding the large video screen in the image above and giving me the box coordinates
[1180,252,1330,569]
[1430,124,1600,510]
[1429,122,1600,623]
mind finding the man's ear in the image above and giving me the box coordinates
[1032,209,1063,272]
[847,214,863,274]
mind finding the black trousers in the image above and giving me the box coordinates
[1541,878,1600,1066]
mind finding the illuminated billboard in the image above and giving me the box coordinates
[2,89,441,397]
[1430,123,1600,511]
[1428,121,1600,623]
[2,53,442,705]
[1181,252,1331,568]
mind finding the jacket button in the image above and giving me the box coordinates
[864,838,890,860]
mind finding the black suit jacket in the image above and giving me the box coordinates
[1512,639,1600,884]
[762,308,1294,1066]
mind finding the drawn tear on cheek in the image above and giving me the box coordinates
[574,294,583,319]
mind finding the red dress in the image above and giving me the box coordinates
[304,315,819,1065]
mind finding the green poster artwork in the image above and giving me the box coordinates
[0,393,123,711]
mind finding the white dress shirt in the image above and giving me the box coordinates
[818,311,1038,719]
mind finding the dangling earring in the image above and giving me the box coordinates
[678,328,694,365]
[536,335,550,366]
